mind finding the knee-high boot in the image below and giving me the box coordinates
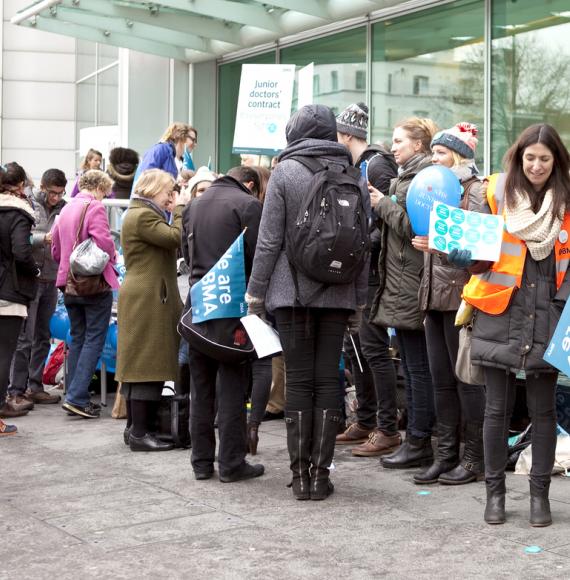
[285,410,312,500]
[310,408,343,501]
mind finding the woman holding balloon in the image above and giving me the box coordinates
[411,123,487,486]
[369,117,438,469]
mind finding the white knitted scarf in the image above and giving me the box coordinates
[504,189,564,261]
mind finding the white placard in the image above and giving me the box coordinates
[240,315,282,359]
[232,64,295,156]
[297,63,314,110]
[428,202,504,262]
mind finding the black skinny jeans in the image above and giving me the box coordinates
[484,367,557,487]
[0,316,24,405]
[275,307,350,412]
[424,310,485,428]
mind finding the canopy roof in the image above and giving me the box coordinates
[11,0,410,63]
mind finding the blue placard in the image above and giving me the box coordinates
[544,300,570,375]
[190,232,248,323]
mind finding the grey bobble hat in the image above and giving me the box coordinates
[336,102,368,140]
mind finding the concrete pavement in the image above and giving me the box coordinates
[2,393,570,579]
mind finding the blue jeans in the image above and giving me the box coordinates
[64,292,112,407]
[397,328,435,440]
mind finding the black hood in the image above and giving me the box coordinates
[285,104,338,146]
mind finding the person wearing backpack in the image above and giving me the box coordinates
[246,104,369,500]
[335,102,402,458]
[369,117,439,470]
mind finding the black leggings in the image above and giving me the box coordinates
[484,367,557,486]
[0,316,24,404]
[249,357,273,424]
[424,310,485,427]
[275,308,350,412]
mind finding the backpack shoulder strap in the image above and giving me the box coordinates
[289,156,325,174]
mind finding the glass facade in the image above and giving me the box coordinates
[215,0,570,176]
[75,41,119,161]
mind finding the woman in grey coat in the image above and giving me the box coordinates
[246,104,368,501]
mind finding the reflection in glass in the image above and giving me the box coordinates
[371,0,484,167]
[97,65,119,126]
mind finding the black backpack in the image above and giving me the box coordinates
[286,156,369,304]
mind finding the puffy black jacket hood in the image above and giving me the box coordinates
[285,104,337,145]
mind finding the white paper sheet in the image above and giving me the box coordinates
[428,202,504,262]
[240,315,282,359]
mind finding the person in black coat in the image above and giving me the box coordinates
[182,168,264,482]
[0,162,39,429]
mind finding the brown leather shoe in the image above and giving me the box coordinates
[335,423,373,445]
[352,430,402,457]
[6,395,34,412]
[27,390,61,404]
[0,403,30,418]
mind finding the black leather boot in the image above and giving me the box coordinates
[414,423,459,484]
[484,479,506,524]
[382,435,433,469]
[529,480,552,527]
[285,410,312,500]
[439,421,484,485]
[310,408,342,500]
[247,421,259,455]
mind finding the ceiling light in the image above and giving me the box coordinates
[451,36,475,41]
[551,11,570,18]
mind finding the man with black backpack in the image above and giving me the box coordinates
[246,104,369,500]
[335,103,403,459]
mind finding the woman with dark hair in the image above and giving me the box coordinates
[460,123,570,527]
[369,117,439,470]
[0,162,39,430]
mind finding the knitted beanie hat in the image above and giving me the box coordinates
[430,122,478,159]
[336,102,368,140]
[188,166,217,193]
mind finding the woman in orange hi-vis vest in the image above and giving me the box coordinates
[458,124,570,528]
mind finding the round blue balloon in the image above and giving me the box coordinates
[49,303,70,341]
[406,165,462,236]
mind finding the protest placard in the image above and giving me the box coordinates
[428,202,503,262]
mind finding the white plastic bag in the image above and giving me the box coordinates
[70,238,110,276]
[515,425,570,475]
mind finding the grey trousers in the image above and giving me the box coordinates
[9,281,58,396]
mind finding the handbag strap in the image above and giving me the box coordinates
[72,200,92,250]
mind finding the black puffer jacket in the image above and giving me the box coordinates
[471,252,566,373]
[0,193,39,305]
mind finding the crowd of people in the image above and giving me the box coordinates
[1,107,569,527]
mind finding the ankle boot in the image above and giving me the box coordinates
[310,408,342,500]
[529,480,552,527]
[439,421,484,485]
[382,435,433,469]
[484,479,506,524]
[247,422,259,455]
[414,423,459,484]
[285,410,313,500]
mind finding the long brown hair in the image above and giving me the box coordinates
[504,124,570,216]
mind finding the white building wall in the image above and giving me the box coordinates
[1,0,76,184]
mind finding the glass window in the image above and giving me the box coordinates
[217,51,276,173]
[355,70,366,91]
[98,44,119,70]
[371,0,484,165]
[491,0,570,171]
[280,27,367,117]
[97,65,119,126]
[76,39,96,80]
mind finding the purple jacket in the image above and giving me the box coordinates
[51,191,119,290]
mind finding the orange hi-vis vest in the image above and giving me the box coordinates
[462,173,570,315]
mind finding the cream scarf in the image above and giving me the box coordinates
[504,189,564,261]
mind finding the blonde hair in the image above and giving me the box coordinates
[134,169,175,199]
[160,123,194,144]
[395,117,439,154]
[80,148,103,171]
[79,170,113,194]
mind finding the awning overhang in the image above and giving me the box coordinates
[11,0,409,63]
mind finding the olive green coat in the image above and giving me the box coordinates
[115,200,183,383]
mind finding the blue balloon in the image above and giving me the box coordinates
[49,303,70,341]
[406,165,462,235]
